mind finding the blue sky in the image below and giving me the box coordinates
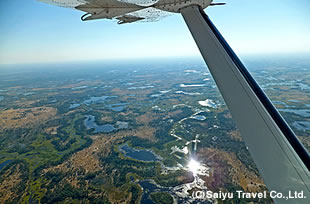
[0,0,309,64]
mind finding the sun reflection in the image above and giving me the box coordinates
[188,158,200,176]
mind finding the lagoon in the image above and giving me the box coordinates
[0,160,12,170]
[293,121,310,131]
[83,96,112,105]
[84,115,115,133]
[192,115,206,121]
[69,103,80,109]
[279,109,310,118]
[119,144,159,162]
[84,115,129,133]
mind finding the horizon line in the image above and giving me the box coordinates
[1,52,310,66]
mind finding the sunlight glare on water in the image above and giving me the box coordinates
[188,158,201,176]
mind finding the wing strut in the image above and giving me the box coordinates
[180,5,310,203]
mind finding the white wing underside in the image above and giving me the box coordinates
[38,0,171,23]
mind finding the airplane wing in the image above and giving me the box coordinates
[38,0,170,22]
[76,0,144,21]
[180,5,310,204]
[38,0,144,21]
[38,0,86,8]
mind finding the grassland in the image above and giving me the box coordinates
[0,57,309,203]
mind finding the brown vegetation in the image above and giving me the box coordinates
[0,164,23,203]
[58,80,101,89]
[228,130,243,142]
[0,107,57,131]
[136,113,155,125]
[133,126,156,142]
[44,126,60,135]
[198,148,265,192]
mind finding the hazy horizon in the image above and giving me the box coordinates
[1,0,310,64]
[1,53,310,72]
